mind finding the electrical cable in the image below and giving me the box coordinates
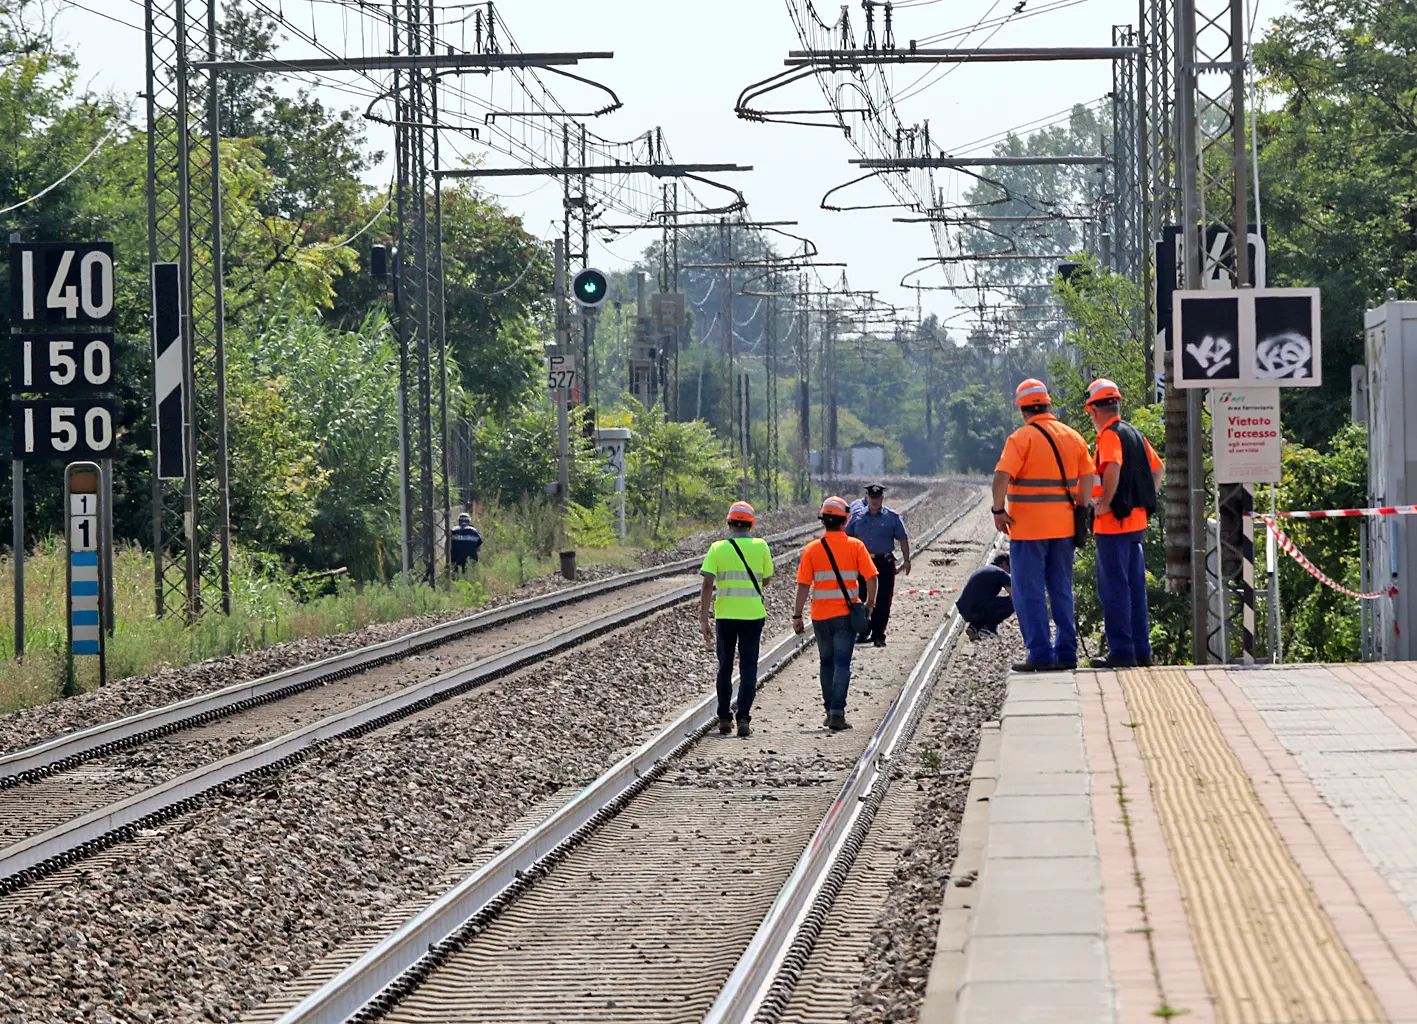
[0,123,122,216]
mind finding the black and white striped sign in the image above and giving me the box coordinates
[150,262,186,480]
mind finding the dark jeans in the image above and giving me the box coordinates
[1095,530,1152,661]
[964,595,1014,632]
[716,618,764,721]
[869,555,896,638]
[813,614,857,714]
[1010,536,1078,665]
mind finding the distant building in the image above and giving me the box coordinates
[850,441,886,478]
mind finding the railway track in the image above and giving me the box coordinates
[250,493,996,1024]
[0,493,939,895]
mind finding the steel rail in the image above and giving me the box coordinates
[0,496,936,894]
[275,491,983,1024]
[703,530,1005,1024]
[0,513,890,790]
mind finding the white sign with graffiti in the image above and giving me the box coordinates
[1212,388,1282,483]
[1172,287,1322,389]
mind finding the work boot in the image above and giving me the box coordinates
[856,632,872,645]
[965,624,980,641]
[872,635,887,648]
[1136,654,1154,668]
[737,719,751,739]
[828,713,853,731]
[718,717,733,735]
[1054,660,1078,671]
[1012,660,1058,673]
[1090,655,1138,669]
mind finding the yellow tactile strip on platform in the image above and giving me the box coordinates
[1118,668,1385,1023]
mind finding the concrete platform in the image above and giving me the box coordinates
[921,663,1417,1024]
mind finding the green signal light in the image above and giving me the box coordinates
[572,268,609,308]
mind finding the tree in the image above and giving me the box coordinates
[1253,0,1417,446]
[625,402,738,539]
[945,385,1012,474]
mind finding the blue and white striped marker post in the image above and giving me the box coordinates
[65,462,105,685]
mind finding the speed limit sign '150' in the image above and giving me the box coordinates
[11,333,114,394]
[11,399,118,460]
[8,242,116,327]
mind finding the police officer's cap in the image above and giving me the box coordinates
[864,483,886,496]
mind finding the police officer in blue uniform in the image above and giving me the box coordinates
[450,513,483,573]
[845,484,911,646]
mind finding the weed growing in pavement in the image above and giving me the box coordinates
[917,745,943,772]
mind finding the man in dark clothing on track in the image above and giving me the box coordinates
[450,513,483,572]
[960,553,1014,641]
[845,483,911,647]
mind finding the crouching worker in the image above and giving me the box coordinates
[700,501,774,738]
[960,552,1014,641]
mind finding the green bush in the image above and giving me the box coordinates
[567,500,618,549]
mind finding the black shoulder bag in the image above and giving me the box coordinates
[1029,422,1094,548]
[725,538,763,599]
[820,538,871,633]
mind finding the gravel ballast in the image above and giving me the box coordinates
[847,621,1022,1023]
[0,485,975,1023]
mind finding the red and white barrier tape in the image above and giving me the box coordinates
[1259,515,1396,602]
[901,587,961,596]
[1246,505,1417,519]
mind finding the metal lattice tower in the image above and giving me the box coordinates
[1178,0,1251,662]
[1110,25,1144,287]
[145,0,232,618]
[392,0,444,586]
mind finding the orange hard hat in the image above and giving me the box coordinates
[1085,377,1123,407]
[820,495,850,518]
[727,500,756,525]
[1014,378,1051,407]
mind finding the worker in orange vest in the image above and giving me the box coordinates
[792,496,878,732]
[1085,378,1164,668]
[992,379,1097,672]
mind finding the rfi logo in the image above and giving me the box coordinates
[1218,392,1245,404]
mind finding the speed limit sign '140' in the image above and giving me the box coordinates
[9,242,116,327]
[11,399,118,460]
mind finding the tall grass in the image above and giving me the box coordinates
[0,529,631,715]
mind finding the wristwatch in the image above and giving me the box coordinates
[991,507,1006,515]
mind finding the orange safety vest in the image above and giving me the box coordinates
[795,532,878,621]
[995,414,1095,541]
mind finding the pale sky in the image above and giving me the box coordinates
[52,0,1281,329]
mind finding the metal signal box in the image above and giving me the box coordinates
[1364,301,1417,658]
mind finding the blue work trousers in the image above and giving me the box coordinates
[1009,537,1078,666]
[812,614,857,714]
[1095,530,1152,661]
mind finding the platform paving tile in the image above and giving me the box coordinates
[956,980,1113,1023]
[969,887,1104,937]
[1229,666,1417,927]
[986,793,1091,824]
[976,854,1101,892]
[992,769,1090,796]
[962,934,1108,984]
[1002,698,1082,716]
[997,734,1087,775]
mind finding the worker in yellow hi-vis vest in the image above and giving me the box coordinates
[699,501,774,739]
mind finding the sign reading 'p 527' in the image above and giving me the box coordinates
[8,242,116,326]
